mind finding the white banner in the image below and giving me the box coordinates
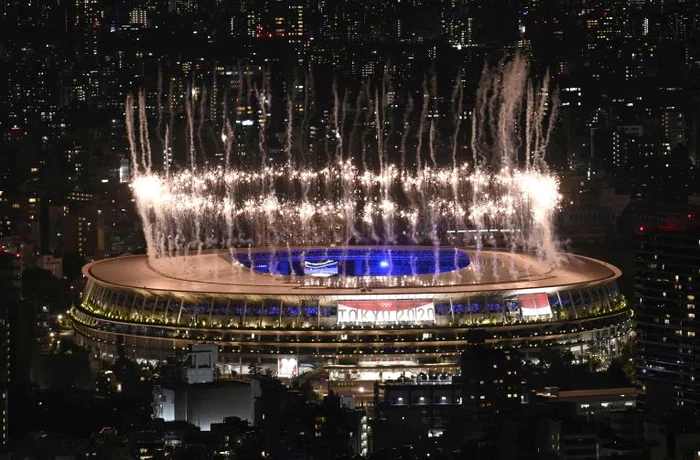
[277,357,298,378]
[518,293,552,317]
[304,260,339,277]
[337,300,435,324]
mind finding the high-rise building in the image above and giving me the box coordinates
[129,8,148,27]
[635,214,700,414]
[0,250,21,447]
[373,376,462,451]
[661,109,686,148]
[459,344,523,418]
[442,0,469,48]
[288,2,308,67]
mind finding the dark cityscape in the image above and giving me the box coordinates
[0,0,699,458]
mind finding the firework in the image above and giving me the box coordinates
[128,54,562,267]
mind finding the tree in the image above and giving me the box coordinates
[537,347,576,387]
[21,267,70,311]
[248,361,262,378]
[62,251,86,282]
[294,380,321,403]
[606,339,635,384]
[263,367,275,379]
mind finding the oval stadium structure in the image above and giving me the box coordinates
[71,246,630,388]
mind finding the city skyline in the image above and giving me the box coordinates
[1,0,700,458]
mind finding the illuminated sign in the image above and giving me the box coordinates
[277,357,298,378]
[337,300,435,324]
[304,260,339,277]
[518,293,552,317]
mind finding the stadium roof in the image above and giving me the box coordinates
[83,247,621,301]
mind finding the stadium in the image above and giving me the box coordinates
[71,246,630,392]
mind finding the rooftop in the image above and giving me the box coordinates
[83,247,621,300]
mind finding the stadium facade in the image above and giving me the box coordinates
[71,247,630,391]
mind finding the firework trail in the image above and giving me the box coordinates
[129,54,563,270]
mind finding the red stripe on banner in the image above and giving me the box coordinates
[518,293,551,314]
[337,300,432,311]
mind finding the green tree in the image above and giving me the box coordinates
[615,338,635,382]
[248,361,262,378]
[21,267,70,311]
